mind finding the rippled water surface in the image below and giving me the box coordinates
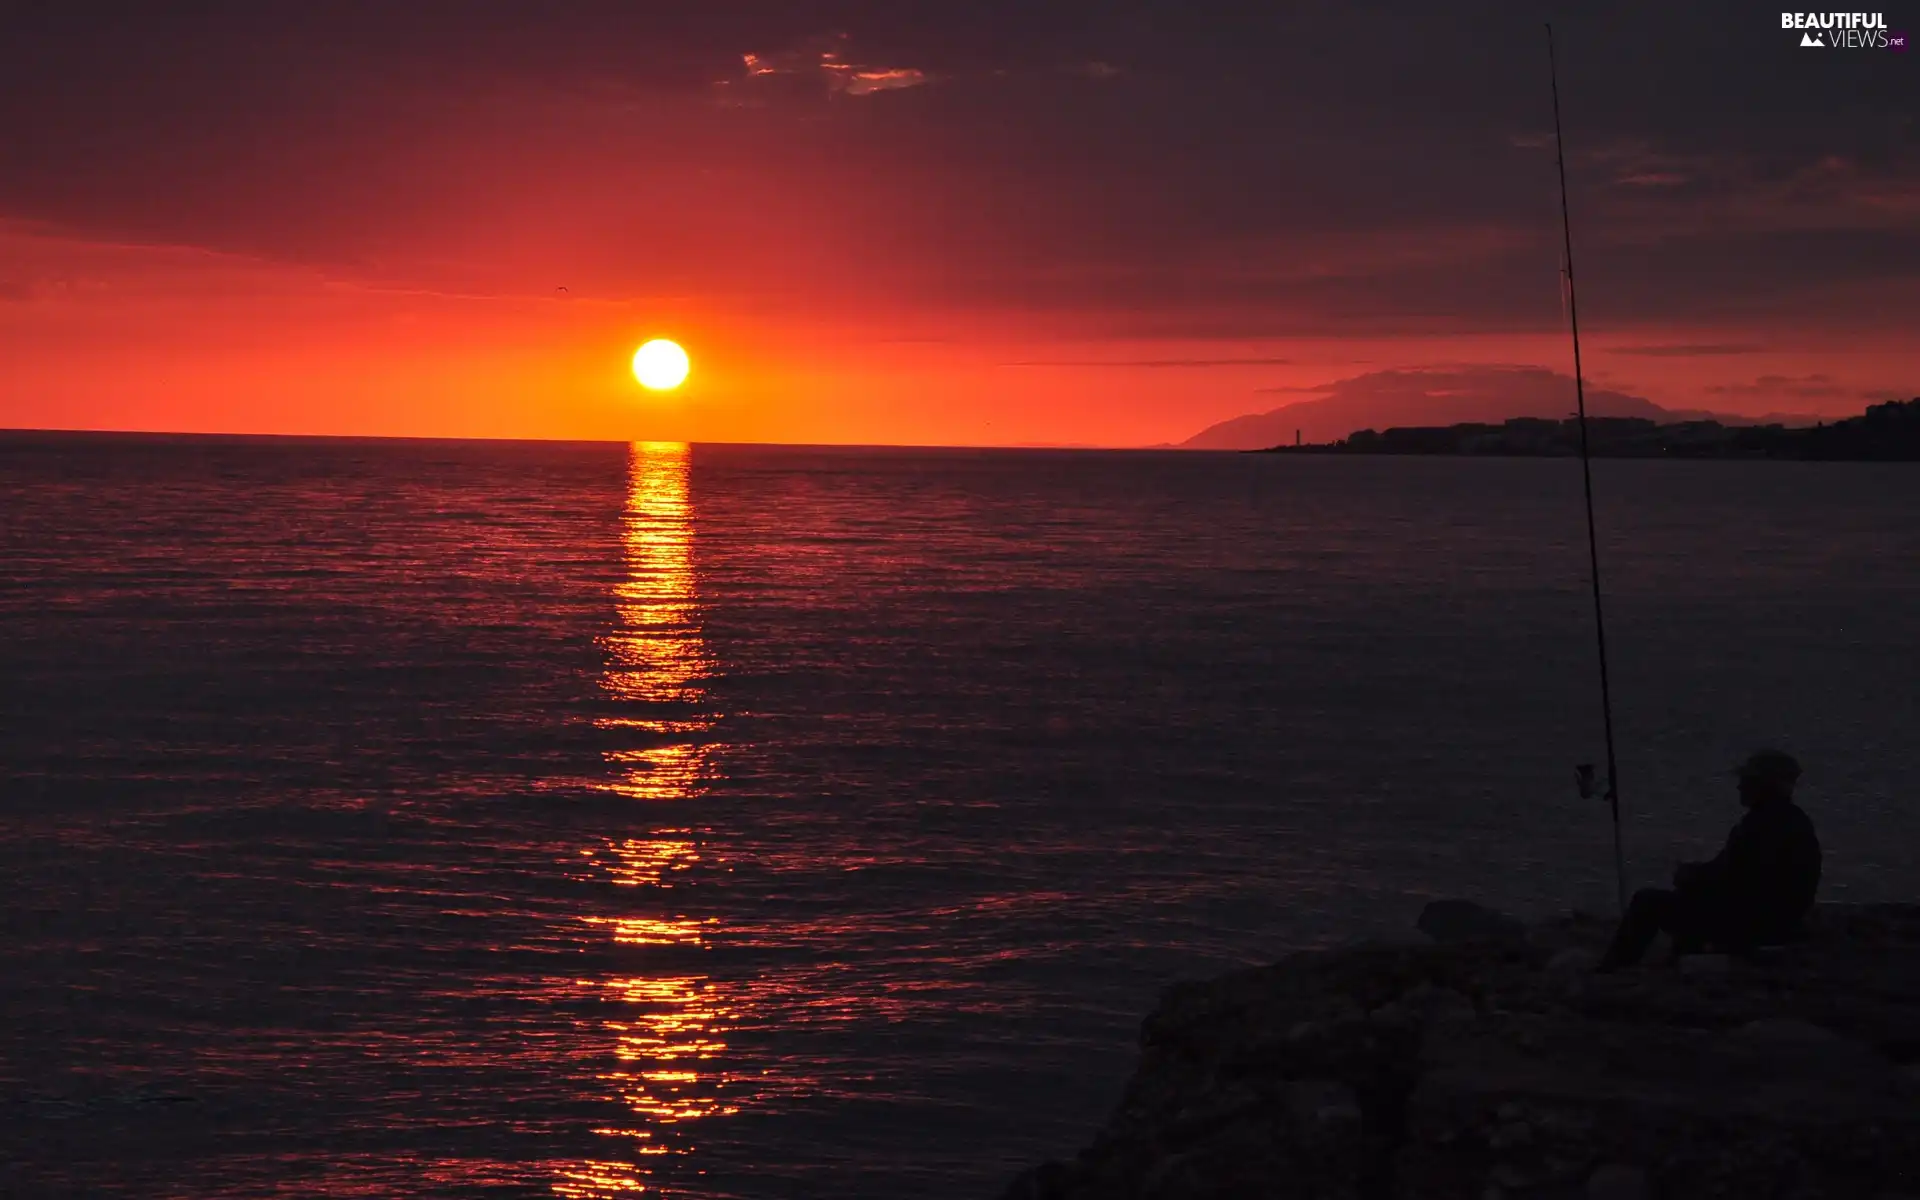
[3,434,1917,1197]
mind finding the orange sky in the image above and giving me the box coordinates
[4,215,1912,448]
[2,5,1914,446]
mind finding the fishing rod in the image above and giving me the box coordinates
[1546,24,1627,919]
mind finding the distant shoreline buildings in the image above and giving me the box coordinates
[1259,399,1920,461]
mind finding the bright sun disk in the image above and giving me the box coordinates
[633,339,690,390]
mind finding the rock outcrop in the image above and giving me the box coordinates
[1000,904,1920,1200]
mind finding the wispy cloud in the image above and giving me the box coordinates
[1705,373,1851,399]
[1005,356,1293,368]
[840,67,929,95]
[1609,342,1765,357]
[1585,139,1709,189]
[722,33,932,102]
[1589,144,1920,239]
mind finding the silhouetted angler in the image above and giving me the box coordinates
[1598,750,1821,971]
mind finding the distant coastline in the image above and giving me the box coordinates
[1256,398,1920,461]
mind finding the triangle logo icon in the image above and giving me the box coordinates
[1800,31,1824,46]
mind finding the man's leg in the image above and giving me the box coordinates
[1668,887,1738,956]
[1598,888,1679,971]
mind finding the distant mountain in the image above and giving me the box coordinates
[1179,367,1823,450]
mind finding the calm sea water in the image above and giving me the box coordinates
[2,434,1916,1198]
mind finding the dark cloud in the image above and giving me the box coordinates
[1,1,1914,334]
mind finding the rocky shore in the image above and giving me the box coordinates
[1000,902,1920,1200]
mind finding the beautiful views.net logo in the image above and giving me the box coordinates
[1782,12,1906,49]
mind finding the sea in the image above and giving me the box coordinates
[2,433,1916,1198]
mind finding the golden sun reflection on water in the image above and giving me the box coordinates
[557,442,734,1198]
[601,974,739,1123]
[601,445,713,705]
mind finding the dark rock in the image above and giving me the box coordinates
[999,1160,1074,1200]
[1546,948,1598,975]
[1677,953,1732,978]
[1585,1163,1650,1200]
[999,904,1920,1199]
[1417,900,1528,945]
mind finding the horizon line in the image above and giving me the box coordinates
[0,425,1208,453]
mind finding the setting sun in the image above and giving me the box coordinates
[633,339,691,391]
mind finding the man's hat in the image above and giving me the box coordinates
[1734,749,1801,787]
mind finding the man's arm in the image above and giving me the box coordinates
[1677,819,1750,894]
[1703,811,1793,901]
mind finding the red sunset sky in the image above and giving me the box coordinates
[2,2,1914,447]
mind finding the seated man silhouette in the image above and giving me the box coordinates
[1598,749,1820,971]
